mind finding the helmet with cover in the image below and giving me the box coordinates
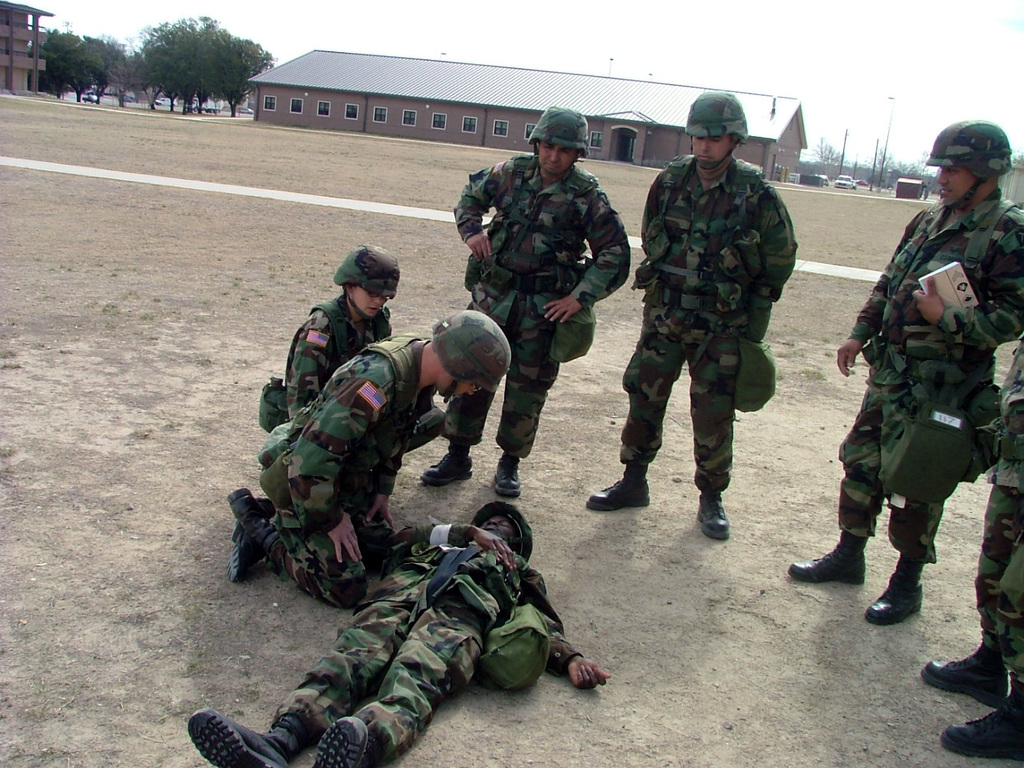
[529,106,589,158]
[686,91,748,140]
[471,501,533,561]
[926,121,1012,178]
[432,310,511,391]
[333,245,400,298]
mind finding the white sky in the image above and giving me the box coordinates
[42,0,1024,170]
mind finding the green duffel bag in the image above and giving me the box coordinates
[734,337,777,413]
[478,602,551,690]
[550,305,596,364]
[880,399,974,503]
[259,376,289,433]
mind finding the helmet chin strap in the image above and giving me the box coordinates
[345,287,375,322]
[944,177,984,211]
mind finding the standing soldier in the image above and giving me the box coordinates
[229,246,443,583]
[231,310,511,609]
[923,339,1024,760]
[789,121,1024,624]
[420,106,631,497]
[586,91,797,541]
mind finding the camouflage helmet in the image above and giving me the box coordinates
[471,501,533,561]
[529,106,589,158]
[333,245,400,298]
[926,121,1012,178]
[432,310,511,391]
[686,91,748,140]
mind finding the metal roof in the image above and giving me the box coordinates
[251,51,803,143]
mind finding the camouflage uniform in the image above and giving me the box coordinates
[259,336,442,608]
[273,523,582,763]
[619,155,796,493]
[837,189,1024,561]
[447,153,630,457]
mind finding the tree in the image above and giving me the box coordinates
[812,138,841,168]
[108,50,146,106]
[1013,150,1024,169]
[211,33,273,116]
[39,30,101,100]
[82,36,125,101]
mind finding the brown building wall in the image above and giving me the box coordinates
[0,6,47,92]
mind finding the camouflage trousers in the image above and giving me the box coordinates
[975,484,1024,685]
[277,587,485,762]
[838,380,944,562]
[266,494,393,609]
[619,303,738,495]
[444,293,560,458]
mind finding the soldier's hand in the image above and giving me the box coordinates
[328,513,361,562]
[366,493,394,527]
[544,295,582,323]
[468,526,517,570]
[836,338,864,377]
[568,656,611,689]
[466,233,491,261]
[913,276,945,325]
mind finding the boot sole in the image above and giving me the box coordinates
[585,498,649,511]
[786,563,865,585]
[188,709,279,768]
[313,717,368,768]
[864,595,922,625]
[941,728,1024,760]
[920,665,1008,708]
[420,470,472,487]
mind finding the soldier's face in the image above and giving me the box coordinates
[480,515,517,539]
[537,141,579,183]
[438,378,479,402]
[346,284,389,318]
[937,166,978,207]
[692,135,738,169]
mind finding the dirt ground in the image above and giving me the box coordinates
[1,95,1016,768]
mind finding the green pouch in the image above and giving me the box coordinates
[464,254,483,291]
[1000,539,1024,609]
[259,449,293,510]
[550,305,596,364]
[964,384,1001,481]
[478,602,551,690]
[734,337,777,412]
[880,400,974,503]
[259,377,288,433]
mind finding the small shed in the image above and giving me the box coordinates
[896,177,924,200]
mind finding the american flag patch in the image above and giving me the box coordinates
[357,381,386,411]
[306,330,330,347]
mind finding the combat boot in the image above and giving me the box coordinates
[865,555,924,625]
[922,643,1008,707]
[313,716,374,768]
[697,492,730,540]
[788,531,867,584]
[188,708,308,768]
[586,464,650,511]
[420,444,472,486]
[493,453,521,498]
[941,688,1024,760]
[228,489,280,573]
[227,521,264,583]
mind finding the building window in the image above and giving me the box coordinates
[290,98,303,114]
[373,106,387,123]
[317,101,330,117]
[432,113,447,130]
[524,123,536,140]
[590,131,604,149]
[263,95,276,111]
[493,120,509,137]
[345,103,358,120]
[462,116,477,133]
[402,110,416,126]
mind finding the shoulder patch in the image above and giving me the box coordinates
[305,329,330,348]
[492,161,506,173]
[356,380,387,411]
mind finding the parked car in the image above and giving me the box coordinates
[834,175,856,190]
[82,92,98,103]
[855,179,870,188]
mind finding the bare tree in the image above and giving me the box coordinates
[812,138,841,168]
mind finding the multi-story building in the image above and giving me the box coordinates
[1,1,50,93]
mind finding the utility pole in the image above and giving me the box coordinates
[838,129,849,177]
[878,97,896,192]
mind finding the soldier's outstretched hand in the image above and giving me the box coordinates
[568,656,611,689]
[366,492,394,527]
[466,233,491,261]
[836,338,864,377]
[328,512,362,562]
[544,295,582,323]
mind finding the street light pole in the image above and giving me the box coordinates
[878,97,895,193]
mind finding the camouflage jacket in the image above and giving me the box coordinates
[850,190,1024,384]
[285,296,391,418]
[637,156,797,325]
[988,341,1024,491]
[371,523,582,675]
[264,335,433,531]
[455,154,631,309]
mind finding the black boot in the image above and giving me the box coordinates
[494,453,521,498]
[227,521,265,583]
[788,531,867,584]
[865,555,924,625]
[228,489,280,576]
[586,464,650,511]
[420,444,472,486]
[922,643,1008,708]
[313,716,371,768]
[697,492,730,540]
[188,709,307,768]
[941,688,1024,760]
